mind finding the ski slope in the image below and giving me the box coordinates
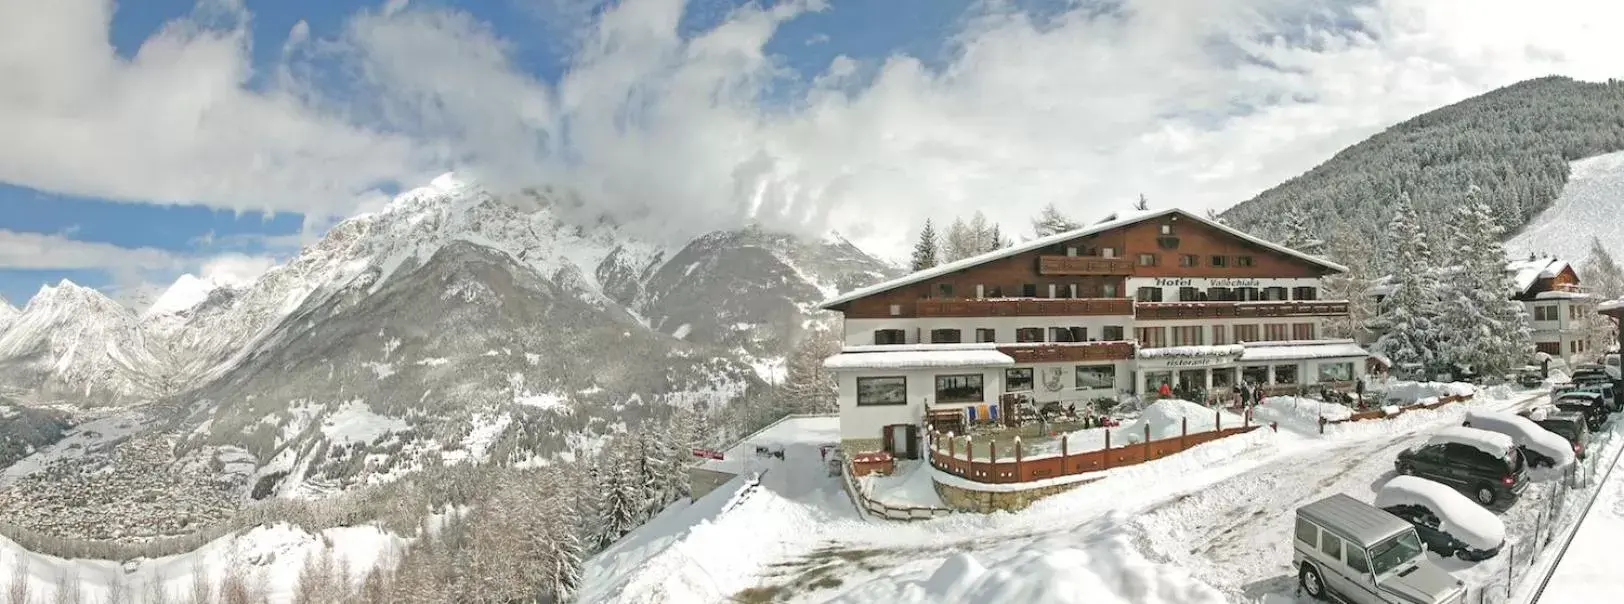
[579,387,1565,603]
[1507,150,1624,264]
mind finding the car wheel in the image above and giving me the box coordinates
[1300,564,1326,600]
[1475,485,1497,506]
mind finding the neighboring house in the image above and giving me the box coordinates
[1368,255,1597,366]
[817,207,1369,455]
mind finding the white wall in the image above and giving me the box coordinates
[835,367,1005,441]
[998,360,1131,404]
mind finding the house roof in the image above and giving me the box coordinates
[822,348,1016,370]
[1505,257,1571,295]
[817,207,1349,310]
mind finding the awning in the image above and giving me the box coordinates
[823,349,1016,371]
[1240,340,1369,363]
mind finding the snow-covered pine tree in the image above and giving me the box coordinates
[781,330,840,414]
[532,471,587,602]
[1436,203,1534,377]
[592,442,644,549]
[1370,196,1445,378]
[910,220,939,271]
[1580,236,1624,356]
[1032,203,1082,237]
[1279,205,1324,256]
[984,223,1009,253]
[1203,207,1227,225]
[1322,230,1377,341]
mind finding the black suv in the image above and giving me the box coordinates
[1381,503,1502,561]
[1395,436,1528,507]
[1553,393,1609,430]
[1518,409,1590,460]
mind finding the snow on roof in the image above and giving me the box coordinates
[1374,475,1506,551]
[1137,344,1244,359]
[1238,339,1369,362]
[1535,290,1593,300]
[1425,426,1516,458]
[1505,257,1570,295]
[1599,298,1624,313]
[817,207,1348,309]
[1463,409,1575,467]
[824,348,1016,370]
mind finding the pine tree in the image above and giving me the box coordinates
[1203,207,1228,225]
[984,223,1009,253]
[942,217,979,262]
[1434,203,1533,377]
[1032,203,1082,237]
[1279,205,1324,256]
[1581,236,1624,355]
[1322,230,1377,341]
[910,220,939,271]
[781,330,840,414]
[1370,196,1445,378]
[593,442,644,549]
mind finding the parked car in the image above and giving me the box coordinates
[1394,426,1528,507]
[1515,367,1546,388]
[1518,407,1591,460]
[1375,475,1506,561]
[1294,494,1468,604]
[1555,381,1619,413]
[1460,409,1576,468]
[1552,392,1609,430]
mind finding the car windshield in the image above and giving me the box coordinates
[1541,420,1580,441]
[1369,531,1425,576]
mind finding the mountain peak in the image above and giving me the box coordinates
[144,274,218,318]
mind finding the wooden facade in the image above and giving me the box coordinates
[914,297,1133,318]
[1515,263,1584,301]
[831,209,1340,319]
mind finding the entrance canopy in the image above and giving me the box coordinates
[824,348,1016,370]
[1239,339,1369,363]
[1137,344,1245,369]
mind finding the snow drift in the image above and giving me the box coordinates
[1120,400,1245,443]
[1375,476,1505,551]
[829,531,1229,604]
[1252,396,1352,432]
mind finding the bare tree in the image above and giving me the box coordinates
[51,571,81,604]
[186,561,211,604]
[144,570,171,604]
[8,558,30,604]
[104,576,128,604]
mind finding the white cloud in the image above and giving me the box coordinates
[199,253,278,287]
[0,230,182,272]
[6,0,1624,264]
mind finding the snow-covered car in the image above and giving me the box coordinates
[1375,475,1505,561]
[1294,494,1468,604]
[1519,407,1590,460]
[1552,391,1608,430]
[1395,427,1527,507]
[1461,409,1576,468]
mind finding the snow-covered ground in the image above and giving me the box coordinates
[578,387,1576,604]
[1507,150,1624,263]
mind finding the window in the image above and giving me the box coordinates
[1138,253,1159,266]
[1275,364,1299,384]
[1103,325,1125,341]
[1102,247,1117,258]
[1210,255,1229,268]
[1293,286,1318,301]
[1208,287,1233,301]
[1048,284,1058,298]
[1178,287,1204,302]
[1212,324,1230,345]
[1570,305,1583,321]
[1136,327,1168,348]
[1022,283,1038,297]
[1535,305,1559,321]
[1016,327,1045,343]
[1049,327,1075,343]
[1065,247,1078,257]
[1233,324,1260,342]
[1172,326,1204,346]
[1345,545,1370,574]
[1136,287,1164,302]
[1263,287,1288,301]
[1236,287,1260,301]
[1294,518,1319,545]
[874,329,906,345]
[1237,255,1255,267]
[1179,254,1199,267]
[1076,365,1116,390]
[1291,323,1315,340]
[1319,531,1343,559]
[936,283,954,298]
[975,328,997,343]
[1318,362,1354,382]
[935,374,984,403]
[1005,368,1034,392]
[1242,365,1268,385]
[1102,283,1119,298]
[986,285,1004,298]
[1160,224,1173,235]
[888,304,902,316]
[1265,324,1289,341]
[930,328,962,344]
[1536,341,1561,356]
[1071,327,1089,342]
[856,377,907,406]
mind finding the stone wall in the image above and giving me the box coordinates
[932,476,1102,513]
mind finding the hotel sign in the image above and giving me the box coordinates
[1165,358,1219,368]
[1142,277,1288,289]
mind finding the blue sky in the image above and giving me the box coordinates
[0,0,978,307]
[5,0,1617,309]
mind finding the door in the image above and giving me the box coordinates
[902,424,920,460]
[881,425,897,456]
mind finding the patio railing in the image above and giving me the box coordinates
[928,409,1274,484]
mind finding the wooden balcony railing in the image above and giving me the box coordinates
[997,341,1136,363]
[915,297,1134,318]
[1134,300,1349,320]
[1036,255,1135,276]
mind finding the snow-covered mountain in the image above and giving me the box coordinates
[0,281,163,405]
[1506,150,1624,265]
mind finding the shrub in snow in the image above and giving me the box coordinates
[1375,476,1505,551]
[1462,410,1575,467]
[829,533,1228,604]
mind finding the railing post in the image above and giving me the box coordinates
[1180,416,1188,451]
[948,432,956,460]
[1215,408,1221,431]
[1318,416,1326,435]
[1060,434,1069,471]
[1015,436,1023,481]
[1144,424,1152,462]
[1104,430,1112,469]
[989,440,998,481]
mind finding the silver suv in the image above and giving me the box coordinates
[1294,494,1468,604]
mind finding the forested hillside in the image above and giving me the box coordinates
[1222,76,1624,274]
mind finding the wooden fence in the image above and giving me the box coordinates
[1318,393,1473,432]
[837,459,953,521]
[928,409,1272,484]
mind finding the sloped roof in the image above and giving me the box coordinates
[818,207,1348,309]
[1505,257,1570,295]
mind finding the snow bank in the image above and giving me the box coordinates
[1252,396,1351,432]
[1119,400,1245,443]
[1382,380,1476,403]
[1425,427,1515,459]
[1462,409,1575,467]
[829,532,1228,604]
[862,461,946,508]
[1375,476,1505,551]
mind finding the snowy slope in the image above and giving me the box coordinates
[1506,150,1624,264]
[0,296,16,332]
[0,282,163,405]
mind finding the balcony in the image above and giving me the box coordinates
[1036,255,1135,276]
[1134,300,1350,321]
[915,297,1135,318]
[998,341,1136,363]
